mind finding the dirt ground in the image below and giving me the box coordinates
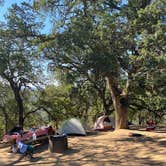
[0,129,166,166]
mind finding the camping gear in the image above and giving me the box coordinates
[32,133,37,141]
[48,126,55,135]
[59,118,86,136]
[129,133,143,137]
[146,120,155,131]
[94,115,114,131]
[2,126,50,143]
[146,126,155,131]
[49,135,68,153]
[16,141,33,159]
[9,126,22,134]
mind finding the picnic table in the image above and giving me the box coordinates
[0,135,49,149]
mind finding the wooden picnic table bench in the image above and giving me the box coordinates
[24,135,49,145]
[0,135,49,149]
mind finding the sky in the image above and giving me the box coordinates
[0,0,24,22]
[0,0,54,86]
[0,0,52,34]
[0,0,128,34]
[0,0,128,86]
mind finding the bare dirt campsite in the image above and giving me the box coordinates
[0,129,165,166]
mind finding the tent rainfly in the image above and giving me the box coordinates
[94,115,114,131]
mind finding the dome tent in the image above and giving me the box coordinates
[94,115,114,131]
[59,118,86,136]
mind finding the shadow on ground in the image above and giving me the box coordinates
[1,130,166,166]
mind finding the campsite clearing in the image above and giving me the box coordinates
[0,129,165,166]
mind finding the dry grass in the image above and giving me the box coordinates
[0,129,166,166]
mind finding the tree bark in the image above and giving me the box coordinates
[10,81,24,128]
[2,74,24,128]
[17,94,24,128]
[107,77,128,129]
[114,98,128,129]
[1,106,9,133]
[3,110,9,133]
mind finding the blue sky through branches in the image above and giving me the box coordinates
[0,0,51,34]
[0,0,24,21]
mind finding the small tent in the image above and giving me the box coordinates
[94,115,114,131]
[59,118,86,136]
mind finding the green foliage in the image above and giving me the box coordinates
[0,2,44,127]
[0,3,42,85]
[0,83,17,135]
[0,0,165,132]
[127,0,166,123]
[38,0,166,125]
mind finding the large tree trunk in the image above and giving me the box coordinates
[10,81,24,128]
[2,74,24,128]
[4,110,9,133]
[17,95,24,128]
[107,77,128,129]
[114,97,128,129]
[1,107,9,133]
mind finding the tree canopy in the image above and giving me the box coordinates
[0,0,165,133]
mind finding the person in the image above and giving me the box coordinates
[146,119,155,131]
[11,139,18,153]
[48,125,55,135]
[17,141,34,158]
[11,139,33,159]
